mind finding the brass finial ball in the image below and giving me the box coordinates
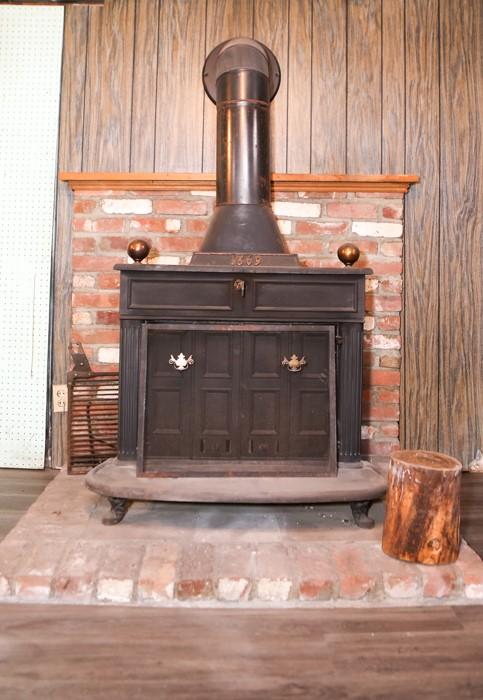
[337,243,360,267]
[127,239,151,263]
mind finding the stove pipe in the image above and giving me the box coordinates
[191,38,299,266]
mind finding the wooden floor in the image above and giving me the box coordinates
[0,603,482,699]
[0,469,482,699]
[0,467,57,541]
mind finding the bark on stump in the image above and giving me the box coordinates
[382,450,462,565]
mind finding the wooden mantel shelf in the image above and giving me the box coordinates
[60,172,419,194]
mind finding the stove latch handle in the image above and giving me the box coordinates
[233,279,246,297]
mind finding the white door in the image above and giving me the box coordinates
[0,6,64,468]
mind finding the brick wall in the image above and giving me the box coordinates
[71,189,403,458]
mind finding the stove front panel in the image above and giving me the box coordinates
[138,323,336,477]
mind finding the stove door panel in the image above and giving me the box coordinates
[139,323,336,475]
[143,329,194,459]
[192,331,240,459]
[286,331,333,459]
[241,331,287,458]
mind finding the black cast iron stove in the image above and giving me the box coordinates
[86,39,386,526]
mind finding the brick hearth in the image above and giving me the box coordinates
[71,188,403,459]
[1,471,482,606]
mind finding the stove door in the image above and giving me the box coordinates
[138,323,336,476]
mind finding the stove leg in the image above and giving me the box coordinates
[350,500,375,529]
[102,497,132,525]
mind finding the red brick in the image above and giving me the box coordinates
[376,315,400,331]
[74,329,120,344]
[14,541,66,601]
[380,278,402,294]
[361,439,400,455]
[302,258,342,269]
[73,237,96,253]
[73,199,96,214]
[381,241,403,257]
[331,544,378,600]
[138,542,179,602]
[380,423,400,438]
[90,362,119,373]
[255,543,294,601]
[455,543,483,599]
[363,350,379,368]
[52,541,103,602]
[72,255,124,272]
[91,218,125,233]
[158,237,204,252]
[327,202,378,219]
[291,544,335,601]
[98,272,121,289]
[185,219,209,234]
[72,217,92,232]
[365,295,402,312]
[96,543,145,603]
[175,543,214,601]
[364,368,401,386]
[96,311,120,325]
[379,354,401,369]
[364,260,402,275]
[362,403,400,420]
[382,205,403,219]
[99,236,133,252]
[130,217,172,233]
[294,220,349,236]
[356,191,403,199]
[288,239,327,255]
[72,292,119,309]
[363,334,401,350]
[213,544,255,602]
[421,567,458,598]
[378,389,400,403]
[154,199,208,216]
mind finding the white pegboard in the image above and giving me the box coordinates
[0,6,64,468]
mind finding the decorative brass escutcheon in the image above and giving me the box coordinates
[169,353,194,371]
[282,354,307,372]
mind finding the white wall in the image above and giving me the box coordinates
[0,6,64,468]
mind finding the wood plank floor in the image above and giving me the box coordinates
[0,603,482,699]
[0,469,481,699]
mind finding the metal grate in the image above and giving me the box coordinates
[67,372,119,474]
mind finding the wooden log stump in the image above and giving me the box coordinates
[382,450,462,565]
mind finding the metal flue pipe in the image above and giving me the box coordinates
[192,38,298,266]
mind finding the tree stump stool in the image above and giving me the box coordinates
[382,450,462,565]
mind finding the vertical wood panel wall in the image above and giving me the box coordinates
[54,0,482,467]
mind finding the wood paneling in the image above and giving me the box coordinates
[156,0,207,172]
[347,0,382,172]
[52,5,89,470]
[311,0,347,173]
[52,0,482,467]
[381,0,405,173]
[202,0,254,172]
[402,0,440,452]
[438,0,482,465]
[130,0,159,171]
[254,0,289,173]
[286,0,312,172]
[82,0,135,170]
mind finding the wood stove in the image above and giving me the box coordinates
[86,38,386,526]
